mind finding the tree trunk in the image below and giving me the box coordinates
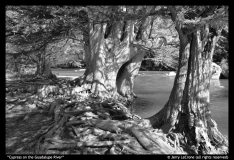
[147,26,228,153]
[80,14,144,98]
[147,37,190,130]
[80,10,154,99]
[35,52,53,79]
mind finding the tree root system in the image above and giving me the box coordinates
[6,77,228,154]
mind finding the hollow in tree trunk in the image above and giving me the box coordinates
[116,48,144,98]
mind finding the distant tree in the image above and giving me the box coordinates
[213,27,228,63]
[6,6,84,78]
[48,38,85,69]
[140,16,180,71]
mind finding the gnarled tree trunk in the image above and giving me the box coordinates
[81,22,131,97]
[80,9,153,99]
[79,12,146,98]
[147,25,228,154]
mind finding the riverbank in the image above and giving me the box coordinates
[5,77,186,154]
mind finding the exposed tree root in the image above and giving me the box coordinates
[23,110,48,120]
[48,138,131,148]
[193,118,229,154]
[118,143,152,154]
[34,103,187,154]
[26,82,184,154]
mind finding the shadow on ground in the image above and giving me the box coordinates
[6,109,53,154]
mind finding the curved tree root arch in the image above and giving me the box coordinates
[33,97,186,154]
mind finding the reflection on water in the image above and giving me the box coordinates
[133,71,228,137]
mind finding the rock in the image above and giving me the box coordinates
[166,71,176,76]
[211,62,222,80]
[219,59,228,79]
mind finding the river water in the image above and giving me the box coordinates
[52,69,228,137]
[133,71,228,137]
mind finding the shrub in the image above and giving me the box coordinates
[219,58,229,79]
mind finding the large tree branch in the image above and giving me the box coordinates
[84,6,168,25]
[168,6,185,40]
[184,8,228,36]
[183,7,228,25]
[148,16,156,39]
[6,35,54,59]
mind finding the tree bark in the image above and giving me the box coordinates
[35,52,53,79]
[147,25,228,153]
[80,10,145,98]
[80,10,154,99]
[147,37,190,130]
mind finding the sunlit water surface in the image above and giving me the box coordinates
[133,71,228,137]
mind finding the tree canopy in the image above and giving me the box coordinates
[6,5,228,72]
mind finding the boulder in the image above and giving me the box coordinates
[211,62,222,80]
[219,59,229,79]
[166,71,176,76]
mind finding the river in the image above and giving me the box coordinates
[133,71,228,138]
[52,69,228,137]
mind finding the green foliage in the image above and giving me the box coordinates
[47,38,85,68]
[6,6,228,72]
[213,29,228,63]
[219,58,228,78]
[141,45,179,71]
[140,16,179,71]
[6,6,85,72]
